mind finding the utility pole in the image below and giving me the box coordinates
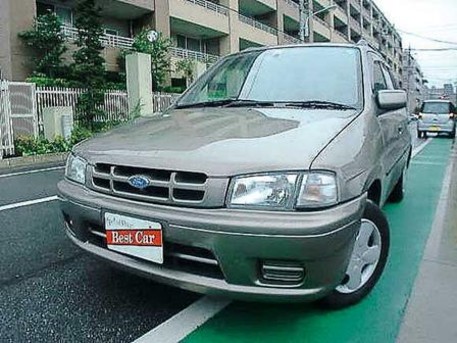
[299,0,309,42]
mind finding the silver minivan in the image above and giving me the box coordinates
[58,43,411,309]
[417,100,456,138]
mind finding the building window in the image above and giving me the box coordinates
[36,2,73,26]
[176,35,204,53]
[104,29,119,36]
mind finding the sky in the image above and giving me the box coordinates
[375,0,457,88]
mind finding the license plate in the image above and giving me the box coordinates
[429,126,440,131]
[104,213,163,264]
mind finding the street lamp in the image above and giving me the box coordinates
[299,2,337,41]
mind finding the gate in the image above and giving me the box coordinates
[0,81,14,159]
[8,82,38,138]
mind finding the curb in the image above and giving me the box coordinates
[0,152,68,172]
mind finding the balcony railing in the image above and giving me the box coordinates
[282,33,301,44]
[334,29,348,40]
[184,0,229,16]
[314,16,331,29]
[62,25,134,50]
[170,47,220,64]
[283,0,299,9]
[349,16,361,31]
[238,14,278,36]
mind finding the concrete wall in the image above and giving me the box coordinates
[0,0,12,79]
[9,0,37,81]
[0,0,36,80]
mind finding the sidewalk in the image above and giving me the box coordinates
[398,143,457,342]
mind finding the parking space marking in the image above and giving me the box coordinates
[0,196,59,212]
[0,166,65,179]
[132,296,231,343]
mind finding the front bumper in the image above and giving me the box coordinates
[58,180,365,302]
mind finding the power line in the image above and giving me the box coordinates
[397,29,457,46]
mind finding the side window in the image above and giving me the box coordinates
[373,62,387,92]
[381,66,394,89]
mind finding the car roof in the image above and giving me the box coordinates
[423,100,453,103]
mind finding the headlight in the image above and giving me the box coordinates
[65,154,87,185]
[229,173,299,209]
[297,172,338,208]
[228,172,337,210]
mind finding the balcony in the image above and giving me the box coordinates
[281,33,301,44]
[283,0,299,9]
[350,0,361,12]
[62,25,134,49]
[169,0,230,35]
[334,29,348,41]
[183,0,229,16]
[170,47,220,64]
[349,16,361,33]
[238,14,278,36]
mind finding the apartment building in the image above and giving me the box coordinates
[0,0,404,85]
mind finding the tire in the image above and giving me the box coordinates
[417,130,422,138]
[320,201,390,310]
[423,131,428,138]
[388,167,407,203]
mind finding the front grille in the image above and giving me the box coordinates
[86,224,224,279]
[89,164,211,206]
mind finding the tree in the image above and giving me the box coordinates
[72,0,106,129]
[18,12,67,78]
[175,58,196,87]
[130,30,171,91]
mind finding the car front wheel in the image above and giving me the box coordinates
[320,201,390,309]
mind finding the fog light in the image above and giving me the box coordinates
[261,261,305,285]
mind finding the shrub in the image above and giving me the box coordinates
[14,135,71,156]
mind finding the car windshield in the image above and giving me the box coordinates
[422,102,451,114]
[176,46,363,109]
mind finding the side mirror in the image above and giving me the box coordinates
[377,90,407,111]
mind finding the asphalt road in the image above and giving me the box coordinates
[0,123,429,342]
[0,168,198,343]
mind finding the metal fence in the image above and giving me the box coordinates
[36,87,130,126]
[152,92,178,113]
[0,83,177,158]
[0,81,14,158]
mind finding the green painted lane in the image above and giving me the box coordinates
[184,138,453,343]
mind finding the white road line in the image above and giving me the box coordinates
[132,296,231,343]
[423,149,457,259]
[0,196,59,212]
[0,166,65,179]
[411,161,447,166]
[411,138,432,158]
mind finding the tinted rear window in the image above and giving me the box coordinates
[421,102,451,114]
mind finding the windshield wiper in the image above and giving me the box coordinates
[284,101,357,110]
[174,99,238,109]
[174,99,276,109]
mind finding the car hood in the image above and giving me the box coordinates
[75,107,358,176]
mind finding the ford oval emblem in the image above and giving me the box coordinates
[128,175,150,189]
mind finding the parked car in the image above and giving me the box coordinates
[58,42,411,309]
[417,100,456,138]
